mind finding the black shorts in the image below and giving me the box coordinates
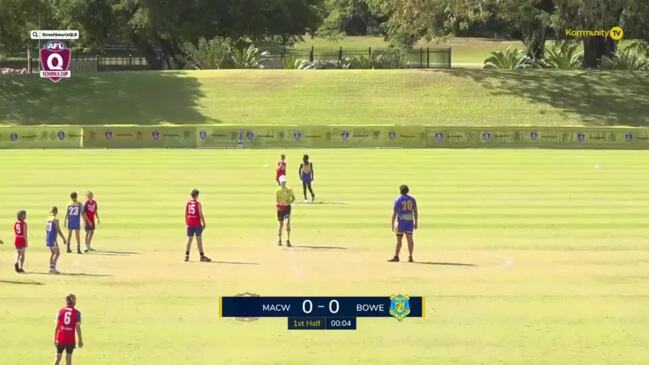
[57,344,75,354]
[277,206,291,221]
[187,226,203,237]
[85,223,95,231]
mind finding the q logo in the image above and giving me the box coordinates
[482,132,492,142]
[10,132,18,142]
[57,131,66,141]
[435,132,444,142]
[246,131,255,141]
[293,131,302,141]
[341,131,350,141]
[577,132,586,142]
[625,132,633,142]
[199,130,208,140]
[388,131,397,140]
[39,41,71,83]
[609,26,624,41]
[105,130,113,140]
[152,130,160,141]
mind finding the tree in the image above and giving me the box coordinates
[317,0,384,37]
[0,0,54,54]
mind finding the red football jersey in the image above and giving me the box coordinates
[14,220,26,247]
[83,199,97,223]
[56,306,81,345]
[276,161,286,181]
[186,200,201,227]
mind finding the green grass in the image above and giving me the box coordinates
[1,149,648,364]
[1,70,648,127]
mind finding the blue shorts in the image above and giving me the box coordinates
[68,221,80,230]
[46,239,57,248]
[187,226,203,237]
[397,221,414,235]
[301,173,312,184]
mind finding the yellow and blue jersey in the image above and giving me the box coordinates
[394,194,417,233]
[46,216,57,246]
[300,162,313,183]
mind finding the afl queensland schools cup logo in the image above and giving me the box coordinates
[341,130,350,141]
[10,132,18,142]
[57,131,66,140]
[199,130,208,140]
[482,132,492,142]
[389,294,411,321]
[105,130,113,140]
[246,131,255,141]
[40,41,71,83]
[388,131,397,140]
[293,131,303,141]
[435,132,444,142]
[152,130,160,141]
[625,132,633,142]
[577,132,586,143]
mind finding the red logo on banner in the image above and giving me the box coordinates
[40,41,71,82]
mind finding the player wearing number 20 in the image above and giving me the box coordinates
[185,189,211,262]
[388,184,418,263]
[54,294,83,365]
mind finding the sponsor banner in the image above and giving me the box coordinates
[383,126,427,148]
[83,126,196,148]
[0,126,82,148]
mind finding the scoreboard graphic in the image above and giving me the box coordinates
[220,295,425,330]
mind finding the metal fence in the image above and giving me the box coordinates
[0,46,451,72]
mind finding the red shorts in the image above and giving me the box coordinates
[15,239,26,249]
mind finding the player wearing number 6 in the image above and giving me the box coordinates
[388,185,418,263]
[54,294,83,365]
[185,189,211,262]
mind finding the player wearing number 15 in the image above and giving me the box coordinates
[54,294,83,365]
[185,189,211,262]
[388,185,418,263]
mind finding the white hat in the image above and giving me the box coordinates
[279,175,287,183]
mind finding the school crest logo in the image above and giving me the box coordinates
[435,132,444,142]
[388,131,397,140]
[625,132,633,142]
[152,130,160,141]
[57,131,66,140]
[199,130,208,140]
[293,131,303,141]
[10,132,18,142]
[482,132,492,142]
[105,130,113,140]
[246,131,255,141]
[341,130,350,141]
[389,294,411,321]
[530,131,539,141]
[40,40,71,83]
[577,132,586,143]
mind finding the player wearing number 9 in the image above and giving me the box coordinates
[388,184,418,263]
[54,293,83,365]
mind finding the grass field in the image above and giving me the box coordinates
[1,149,648,364]
[1,70,648,127]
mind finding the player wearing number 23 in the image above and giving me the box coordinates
[54,293,83,365]
[388,185,418,263]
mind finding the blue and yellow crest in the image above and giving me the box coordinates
[389,294,411,321]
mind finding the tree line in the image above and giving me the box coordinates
[1,0,647,69]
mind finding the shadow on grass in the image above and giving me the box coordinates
[443,69,649,126]
[203,261,259,265]
[29,272,112,277]
[0,72,219,125]
[0,279,44,285]
[87,250,141,256]
[290,245,347,250]
[296,202,349,206]
[414,261,476,267]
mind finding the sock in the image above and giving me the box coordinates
[185,251,189,256]
[200,251,205,257]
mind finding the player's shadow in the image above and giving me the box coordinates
[414,261,476,267]
[204,261,259,265]
[87,250,141,256]
[30,272,112,277]
[291,245,347,250]
[0,279,44,285]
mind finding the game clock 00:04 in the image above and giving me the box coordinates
[220,295,424,331]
